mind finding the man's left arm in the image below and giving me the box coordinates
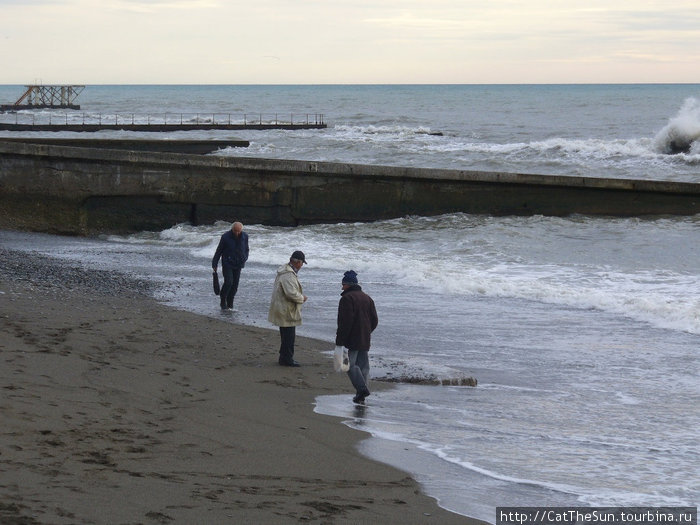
[212,237,224,270]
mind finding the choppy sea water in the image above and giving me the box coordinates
[2,83,700,181]
[1,84,699,522]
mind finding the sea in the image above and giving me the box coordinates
[1,84,698,523]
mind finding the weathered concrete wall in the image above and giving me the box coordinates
[0,138,248,154]
[0,140,698,235]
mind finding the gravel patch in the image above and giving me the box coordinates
[0,247,157,298]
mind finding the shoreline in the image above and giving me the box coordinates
[0,247,483,524]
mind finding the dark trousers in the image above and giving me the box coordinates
[278,326,296,364]
[220,265,241,308]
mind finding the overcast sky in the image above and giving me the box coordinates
[2,0,699,84]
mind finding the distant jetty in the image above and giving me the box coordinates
[0,111,327,132]
[1,85,327,131]
[0,84,84,111]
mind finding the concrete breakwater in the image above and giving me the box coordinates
[0,138,249,155]
[0,139,698,235]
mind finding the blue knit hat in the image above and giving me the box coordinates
[342,270,358,285]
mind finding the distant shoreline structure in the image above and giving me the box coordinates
[0,84,84,112]
[0,86,327,131]
[2,104,81,111]
[0,115,327,132]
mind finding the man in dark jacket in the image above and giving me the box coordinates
[335,270,378,404]
[212,222,249,311]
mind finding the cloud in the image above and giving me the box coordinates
[106,0,220,12]
[1,0,700,83]
[0,0,63,4]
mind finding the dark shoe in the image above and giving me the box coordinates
[279,359,301,367]
[353,389,370,404]
[353,388,371,404]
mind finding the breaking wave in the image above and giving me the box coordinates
[653,97,700,154]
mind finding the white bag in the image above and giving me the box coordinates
[333,346,350,372]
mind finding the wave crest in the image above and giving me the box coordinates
[653,97,700,154]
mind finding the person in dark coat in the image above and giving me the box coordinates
[212,221,249,310]
[335,270,378,404]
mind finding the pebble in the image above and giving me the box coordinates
[0,247,158,298]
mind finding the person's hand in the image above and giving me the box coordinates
[303,295,308,303]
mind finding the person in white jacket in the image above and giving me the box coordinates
[268,250,308,366]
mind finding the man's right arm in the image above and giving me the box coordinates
[335,296,353,346]
[212,237,223,270]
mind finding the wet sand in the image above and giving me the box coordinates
[0,249,481,524]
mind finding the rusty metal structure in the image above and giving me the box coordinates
[1,84,85,111]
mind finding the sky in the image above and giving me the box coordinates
[1,0,699,84]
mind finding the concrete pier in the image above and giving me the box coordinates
[0,112,326,132]
[0,123,326,132]
[0,139,697,235]
[0,138,249,154]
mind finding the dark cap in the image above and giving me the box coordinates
[342,270,358,284]
[291,250,306,264]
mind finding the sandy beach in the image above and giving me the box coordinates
[0,248,480,524]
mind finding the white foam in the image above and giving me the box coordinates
[114,215,700,335]
[333,123,436,137]
[653,97,700,154]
